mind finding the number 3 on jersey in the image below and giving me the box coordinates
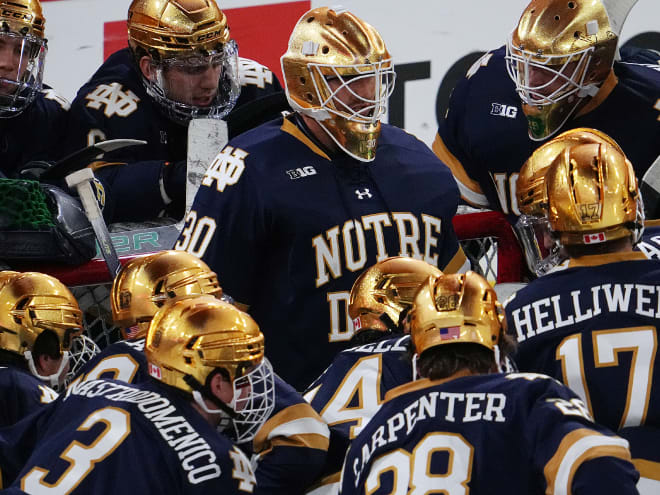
[176,210,217,258]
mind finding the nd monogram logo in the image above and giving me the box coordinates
[239,59,274,89]
[85,83,140,118]
[202,146,249,192]
[355,188,373,200]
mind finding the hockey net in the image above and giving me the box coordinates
[36,210,524,350]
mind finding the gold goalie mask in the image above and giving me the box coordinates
[281,6,395,162]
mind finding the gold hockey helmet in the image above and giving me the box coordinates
[545,142,641,246]
[127,0,240,122]
[281,6,395,162]
[410,271,503,356]
[505,0,622,140]
[0,271,82,357]
[0,0,48,116]
[111,250,222,339]
[349,257,442,333]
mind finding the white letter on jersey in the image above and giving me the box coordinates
[327,291,353,342]
[313,226,342,288]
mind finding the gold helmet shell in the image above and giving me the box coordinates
[0,272,83,357]
[349,257,442,333]
[545,142,640,246]
[281,6,395,162]
[145,295,264,393]
[410,271,503,356]
[0,0,45,39]
[506,0,619,140]
[111,250,222,339]
[517,128,623,217]
[127,0,231,61]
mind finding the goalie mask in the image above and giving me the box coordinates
[281,6,395,162]
[516,128,624,276]
[545,142,643,247]
[410,271,504,356]
[0,271,83,387]
[505,0,633,140]
[111,250,223,339]
[0,0,47,118]
[128,0,240,123]
[145,296,275,443]
[349,257,442,334]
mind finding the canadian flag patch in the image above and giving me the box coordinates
[353,317,362,331]
[148,363,162,380]
[583,232,606,244]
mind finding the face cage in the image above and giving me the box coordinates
[308,60,396,124]
[515,214,565,277]
[0,32,47,118]
[143,40,241,124]
[229,358,275,444]
[505,35,594,107]
[633,192,646,245]
[64,334,101,387]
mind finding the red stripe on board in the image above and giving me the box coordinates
[103,0,310,82]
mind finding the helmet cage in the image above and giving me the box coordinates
[308,60,395,124]
[228,358,275,443]
[0,31,47,117]
[142,40,240,123]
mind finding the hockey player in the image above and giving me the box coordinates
[434,0,660,219]
[0,271,82,428]
[340,271,640,495]
[1,296,271,494]
[505,143,660,492]
[71,250,330,495]
[304,257,441,493]
[0,0,70,177]
[177,6,468,391]
[60,0,286,223]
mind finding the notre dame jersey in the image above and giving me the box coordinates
[61,48,285,222]
[636,222,660,260]
[177,114,467,390]
[2,378,256,494]
[0,87,69,178]
[242,375,329,495]
[505,252,660,434]
[0,365,57,428]
[305,335,412,479]
[68,339,148,386]
[340,373,638,495]
[434,46,660,219]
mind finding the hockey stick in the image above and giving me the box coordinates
[41,139,147,180]
[640,155,660,219]
[65,168,121,278]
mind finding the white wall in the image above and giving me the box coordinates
[42,0,660,146]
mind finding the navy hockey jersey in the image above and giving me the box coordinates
[340,373,638,495]
[177,114,468,390]
[0,88,69,178]
[243,375,329,495]
[506,252,660,434]
[61,48,285,222]
[2,378,256,494]
[636,221,660,260]
[67,338,148,386]
[305,335,412,480]
[435,46,660,219]
[0,365,57,428]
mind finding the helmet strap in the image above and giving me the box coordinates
[184,373,238,418]
[24,350,69,388]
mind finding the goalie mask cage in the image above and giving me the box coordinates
[32,210,524,351]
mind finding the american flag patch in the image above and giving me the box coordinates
[148,363,162,380]
[439,326,461,340]
[125,325,141,339]
[583,232,606,244]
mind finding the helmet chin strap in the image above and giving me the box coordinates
[24,350,69,388]
[184,374,238,419]
[411,353,420,381]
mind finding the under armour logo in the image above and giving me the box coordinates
[355,188,373,200]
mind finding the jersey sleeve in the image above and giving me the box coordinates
[175,143,267,307]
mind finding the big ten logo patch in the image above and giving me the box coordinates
[202,146,249,192]
[490,102,518,118]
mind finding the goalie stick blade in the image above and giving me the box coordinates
[42,139,147,180]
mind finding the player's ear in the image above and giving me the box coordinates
[139,56,157,82]
[209,370,234,405]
